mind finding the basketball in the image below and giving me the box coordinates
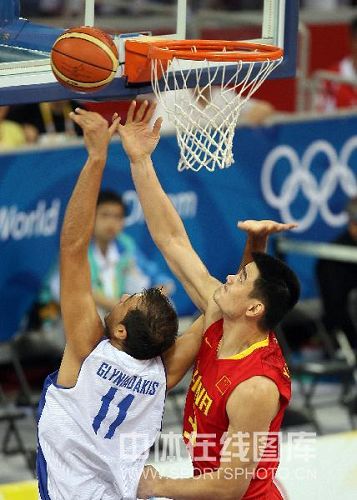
[50,26,118,93]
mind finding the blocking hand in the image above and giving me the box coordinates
[117,100,162,162]
[237,219,297,237]
[69,108,120,158]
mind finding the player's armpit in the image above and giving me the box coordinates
[57,344,84,388]
[163,315,204,390]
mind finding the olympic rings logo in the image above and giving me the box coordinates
[261,138,357,232]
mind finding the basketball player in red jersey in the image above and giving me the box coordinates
[117,100,300,499]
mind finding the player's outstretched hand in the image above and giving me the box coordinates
[237,219,297,237]
[137,464,161,499]
[117,100,162,163]
[69,108,120,159]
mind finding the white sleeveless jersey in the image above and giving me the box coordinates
[37,339,166,500]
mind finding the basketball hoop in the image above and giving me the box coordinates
[125,39,283,172]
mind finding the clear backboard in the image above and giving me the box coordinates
[0,0,299,105]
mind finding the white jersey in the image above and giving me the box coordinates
[37,339,166,499]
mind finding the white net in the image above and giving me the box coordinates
[151,56,282,172]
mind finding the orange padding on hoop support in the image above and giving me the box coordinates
[124,38,283,83]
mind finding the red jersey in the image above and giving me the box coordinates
[183,319,291,499]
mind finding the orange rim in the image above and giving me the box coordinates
[124,39,283,84]
[127,39,283,62]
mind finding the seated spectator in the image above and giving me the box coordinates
[0,106,27,150]
[316,16,357,111]
[316,197,357,348]
[82,189,175,315]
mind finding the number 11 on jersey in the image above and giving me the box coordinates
[92,387,135,439]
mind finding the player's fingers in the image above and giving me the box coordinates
[143,101,157,123]
[74,107,87,115]
[126,100,136,123]
[69,111,82,125]
[109,116,121,136]
[237,220,250,229]
[152,117,163,136]
[134,100,149,122]
[280,223,298,231]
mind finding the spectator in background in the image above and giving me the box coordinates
[7,101,82,144]
[79,190,175,316]
[316,197,357,348]
[0,106,27,150]
[316,16,357,112]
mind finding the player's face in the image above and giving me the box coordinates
[214,262,261,319]
[104,293,143,337]
[112,293,142,322]
[94,202,125,244]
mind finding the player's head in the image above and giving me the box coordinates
[104,287,178,359]
[214,252,300,331]
[94,190,126,244]
[346,196,357,241]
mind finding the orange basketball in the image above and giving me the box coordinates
[51,26,118,93]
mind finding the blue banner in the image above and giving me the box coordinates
[1,115,357,340]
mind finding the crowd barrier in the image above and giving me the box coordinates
[1,112,357,341]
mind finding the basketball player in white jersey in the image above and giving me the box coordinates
[37,109,204,499]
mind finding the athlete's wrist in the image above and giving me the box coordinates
[246,234,268,253]
[88,151,107,163]
[130,158,152,172]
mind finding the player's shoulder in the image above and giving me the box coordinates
[261,332,287,365]
[233,375,279,400]
[226,376,280,428]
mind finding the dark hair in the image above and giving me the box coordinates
[97,190,126,214]
[249,252,300,331]
[122,288,178,360]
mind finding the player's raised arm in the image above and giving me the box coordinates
[57,109,120,387]
[117,100,220,313]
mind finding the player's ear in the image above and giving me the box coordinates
[246,301,264,320]
[113,324,127,341]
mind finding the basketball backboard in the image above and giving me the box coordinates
[0,0,298,106]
